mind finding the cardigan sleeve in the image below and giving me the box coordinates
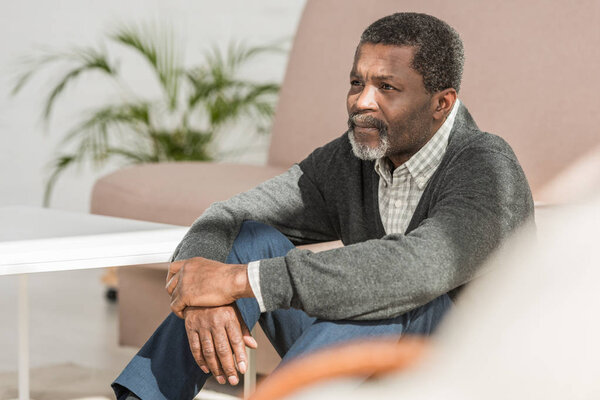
[170,164,339,263]
[258,141,535,320]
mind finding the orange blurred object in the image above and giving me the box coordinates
[248,336,428,400]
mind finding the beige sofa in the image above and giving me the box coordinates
[91,0,600,374]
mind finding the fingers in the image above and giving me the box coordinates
[170,293,185,318]
[236,305,258,349]
[225,320,248,375]
[185,326,209,374]
[184,305,247,386]
[165,269,180,296]
[212,328,239,385]
[167,260,184,284]
[199,330,227,384]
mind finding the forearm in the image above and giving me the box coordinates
[259,223,491,320]
[248,241,344,313]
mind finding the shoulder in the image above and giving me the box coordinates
[446,104,520,167]
[436,126,532,211]
[436,105,531,197]
[451,129,518,163]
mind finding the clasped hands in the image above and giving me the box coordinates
[166,257,257,385]
[166,257,254,317]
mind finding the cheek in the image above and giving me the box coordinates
[384,111,414,144]
[379,97,406,121]
[380,107,404,130]
[346,94,354,113]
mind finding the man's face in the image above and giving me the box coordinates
[347,43,436,166]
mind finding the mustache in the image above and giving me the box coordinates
[347,113,387,131]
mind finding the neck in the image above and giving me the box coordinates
[388,117,445,168]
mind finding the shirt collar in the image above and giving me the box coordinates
[375,99,460,190]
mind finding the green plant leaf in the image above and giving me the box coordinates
[224,40,286,73]
[11,47,117,123]
[105,147,156,163]
[111,23,182,109]
[11,51,65,96]
[43,57,115,121]
[61,102,150,142]
[43,154,78,207]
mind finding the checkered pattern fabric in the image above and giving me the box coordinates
[375,100,460,234]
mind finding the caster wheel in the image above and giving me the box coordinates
[105,287,118,302]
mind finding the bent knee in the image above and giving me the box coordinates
[228,221,294,263]
[235,221,284,246]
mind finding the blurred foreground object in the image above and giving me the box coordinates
[268,193,600,399]
[537,144,600,205]
[248,337,428,400]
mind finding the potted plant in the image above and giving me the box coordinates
[12,23,282,205]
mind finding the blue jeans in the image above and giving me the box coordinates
[112,221,452,400]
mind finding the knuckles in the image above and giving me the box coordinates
[214,342,230,354]
[184,307,236,329]
[202,346,215,356]
[229,336,242,345]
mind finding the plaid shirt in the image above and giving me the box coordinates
[375,100,460,234]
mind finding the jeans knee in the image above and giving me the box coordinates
[235,221,284,249]
[227,221,294,264]
[236,221,274,238]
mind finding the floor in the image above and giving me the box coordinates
[0,269,242,399]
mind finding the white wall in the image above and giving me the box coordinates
[0,0,305,212]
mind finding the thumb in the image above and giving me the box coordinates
[243,334,258,349]
[240,320,258,349]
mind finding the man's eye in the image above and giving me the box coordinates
[381,83,395,90]
[350,80,362,86]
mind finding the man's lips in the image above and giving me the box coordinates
[353,121,378,128]
[348,113,385,136]
[353,125,380,134]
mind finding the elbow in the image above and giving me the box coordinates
[415,278,453,306]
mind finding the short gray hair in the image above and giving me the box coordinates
[360,12,464,93]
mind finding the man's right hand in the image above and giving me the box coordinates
[183,304,258,386]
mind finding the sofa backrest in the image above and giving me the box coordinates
[267,0,600,199]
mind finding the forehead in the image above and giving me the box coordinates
[352,43,418,80]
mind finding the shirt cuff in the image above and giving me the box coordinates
[247,260,266,313]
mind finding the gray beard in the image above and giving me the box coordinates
[348,129,389,160]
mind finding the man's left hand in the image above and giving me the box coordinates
[167,257,253,318]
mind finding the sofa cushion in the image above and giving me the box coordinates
[91,162,288,226]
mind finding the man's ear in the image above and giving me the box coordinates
[432,88,457,121]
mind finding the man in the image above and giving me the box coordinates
[113,12,533,400]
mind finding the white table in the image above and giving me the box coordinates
[0,206,189,400]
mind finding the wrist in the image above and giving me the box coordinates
[231,264,254,299]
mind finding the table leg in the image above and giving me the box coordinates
[244,329,257,398]
[18,274,30,400]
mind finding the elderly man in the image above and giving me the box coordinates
[113,12,533,400]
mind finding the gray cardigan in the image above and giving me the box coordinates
[172,104,534,320]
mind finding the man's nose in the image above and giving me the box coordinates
[354,85,378,111]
